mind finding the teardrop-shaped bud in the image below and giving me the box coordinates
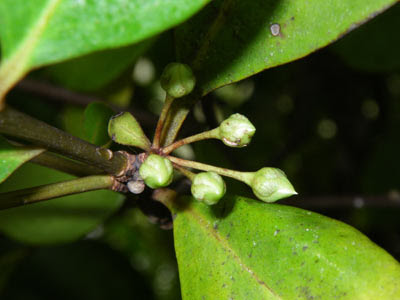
[139,154,173,189]
[191,172,226,205]
[160,63,196,98]
[108,112,151,150]
[218,114,256,147]
[250,168,297,203]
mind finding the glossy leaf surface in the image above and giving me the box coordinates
[44,39,154,92]
[176,0,398,95]
[0,0,211,101]
[172,196,400,299]
[0,163,124,245]
[0,0,210,68]
[0,136,44,184]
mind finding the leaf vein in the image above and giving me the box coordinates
[186,206,282,299]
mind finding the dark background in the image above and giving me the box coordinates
[1,4,399,300]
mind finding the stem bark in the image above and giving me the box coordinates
[163,128,219,154]
[0,106,129,175]
[0,175,115,210]
[168,156,253,183]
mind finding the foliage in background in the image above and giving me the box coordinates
[0,1,400,299]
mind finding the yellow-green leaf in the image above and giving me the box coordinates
[0,0,211,102]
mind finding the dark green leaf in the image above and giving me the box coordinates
[171,196,400,299]
[176,0,398,95]
[83,102,114,146]
[0,0,211,100]
[44,39,154,92]
[0,163,124,245]
[0,136,44,184]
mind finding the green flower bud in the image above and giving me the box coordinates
[191,172,226,205]
[219,114,256,147]
[108,112,151,150]
[250,168,297,203]
[160,63,196,98]
[139,154,173,189]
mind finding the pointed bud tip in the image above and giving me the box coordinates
[108,112,150,150]
[249,167,297,203]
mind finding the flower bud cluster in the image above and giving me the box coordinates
[108,62,296,206]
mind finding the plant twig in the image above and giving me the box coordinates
[0,175,117,210]
[31,151,104,177]
[159,94,200,147]
[0,106,130,176]
[152,94,174,148]
[162,128,219,154]
[168,156,249,182]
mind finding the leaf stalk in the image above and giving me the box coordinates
[0,175,116,210]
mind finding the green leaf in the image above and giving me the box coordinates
[108,112,151,150]
[0,163,124,245]
[176,0,398,95]
[0,136,44,184]
[332,3,400,73]
[44,38,154,92]
[171,196,400,299]
[0,0,211,101]
[83,102,114,146]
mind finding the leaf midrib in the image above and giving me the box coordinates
[0,0,61,104]
[185,206,281,299]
